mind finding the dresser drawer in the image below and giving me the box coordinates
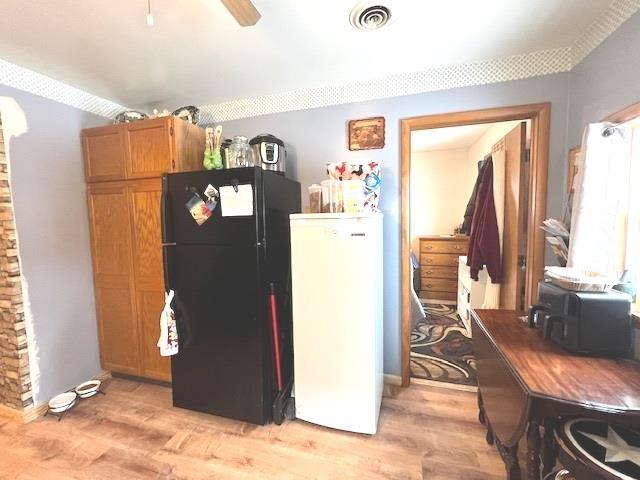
[420,239,468,254]
[421,278,458,292]
[421,265,457,279]
[420,290,457,301]
[421,253,461,267]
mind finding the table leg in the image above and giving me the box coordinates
[497,440,522,480]
[527,420,541,479]
[542,418,557,476]
[506,444,522,480]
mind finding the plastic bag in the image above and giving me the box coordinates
[157,290,179,356]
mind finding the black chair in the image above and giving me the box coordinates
[549,418,640,480]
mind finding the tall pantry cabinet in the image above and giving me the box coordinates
[83,117,205,381]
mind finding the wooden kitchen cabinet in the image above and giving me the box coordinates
[83,117,205,183]
[82,125,126,182]
[419,236,469,301]
[84,117,204,381]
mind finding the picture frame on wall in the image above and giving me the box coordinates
[567,145,581,194]
[348,117,385,151]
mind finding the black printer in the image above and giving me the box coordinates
[528,281,633,358]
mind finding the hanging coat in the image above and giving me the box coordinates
[466,157,502,283]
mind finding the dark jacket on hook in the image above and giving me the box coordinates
[461,160,487,234]
[467,157,502,283]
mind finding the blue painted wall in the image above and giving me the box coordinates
[2,8,636,392]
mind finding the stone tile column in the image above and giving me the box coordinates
[0,117,33,411]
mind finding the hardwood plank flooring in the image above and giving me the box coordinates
[0,378,505,479]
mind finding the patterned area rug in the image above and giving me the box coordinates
[410,302,478,387]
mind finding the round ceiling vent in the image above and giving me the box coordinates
[350,2,392,31]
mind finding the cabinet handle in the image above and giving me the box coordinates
[426,270,433,274]
[426,284,433,288]
[426,245,432,250]
[454,245,461,250]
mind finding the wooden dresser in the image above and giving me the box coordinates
[418,235,469,301]
[83,117,205,382]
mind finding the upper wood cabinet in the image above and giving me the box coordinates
[83,117,205,183]
[87,182,140,375]
[82,125,126,182]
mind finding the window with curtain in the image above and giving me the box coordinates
[568,116,640,312]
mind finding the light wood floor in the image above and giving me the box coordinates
[0,378,505,479]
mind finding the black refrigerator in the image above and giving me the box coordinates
[162,167,301,425]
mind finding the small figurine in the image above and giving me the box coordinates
[203,127,215,170]
[171,105,200,125]
[203,125,224,170]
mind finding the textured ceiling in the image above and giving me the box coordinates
[0,0,638,119]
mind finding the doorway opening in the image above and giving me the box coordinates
[400,104,551,388]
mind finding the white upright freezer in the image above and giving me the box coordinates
[289,213,383,434]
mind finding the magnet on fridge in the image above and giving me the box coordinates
[204,184,219,200]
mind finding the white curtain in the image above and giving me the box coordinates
[480,149,505,308]
[568,121,639,278]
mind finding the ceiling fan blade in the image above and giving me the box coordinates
[220,0,261,27]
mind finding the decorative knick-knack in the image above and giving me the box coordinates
[203,125,224,170]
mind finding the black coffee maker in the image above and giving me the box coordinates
[528,281,633,358]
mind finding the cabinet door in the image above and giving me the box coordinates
[87,183,139,375]
[83,125,126,182]
[125,118,173,179]
[127,179,171,381]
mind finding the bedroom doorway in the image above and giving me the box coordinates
[408,119,529,387]
[400,104,551,388]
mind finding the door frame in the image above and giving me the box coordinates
[400,103,551,387]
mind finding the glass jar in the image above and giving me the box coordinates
[228,136,254,168]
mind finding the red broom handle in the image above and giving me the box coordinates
[269,283,283,391]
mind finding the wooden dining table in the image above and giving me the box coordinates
[472,309,640,480]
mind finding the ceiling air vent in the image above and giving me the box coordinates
[350,2,392,31]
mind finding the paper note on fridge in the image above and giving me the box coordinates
[219,184,254,217]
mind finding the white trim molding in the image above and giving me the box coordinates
[198,48,572,123]
[0,58,126,119]
[571,0,640,67]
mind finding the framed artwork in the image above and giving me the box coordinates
[348,117,385,151]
